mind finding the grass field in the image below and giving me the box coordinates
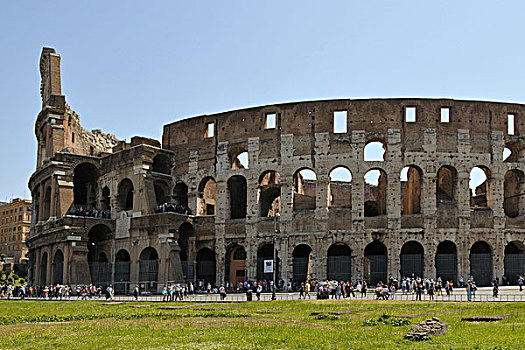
[0,299,523,349]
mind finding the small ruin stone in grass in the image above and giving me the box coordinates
[405,317,447,341]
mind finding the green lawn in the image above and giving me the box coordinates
[0,299,523,349]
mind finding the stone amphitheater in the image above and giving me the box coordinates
[27,47,525,292]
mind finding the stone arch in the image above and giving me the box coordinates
[153,180,170,206]
[293,168,317,210]
[435,240,457,283]
[197,177,216,216]
[401,165,423,215]
[292,244,312,283]
[364,241,387,285]
[101,186,110,211]
[469,241,493,286]
[400,241,424,278]
[436,165,457,207]
[196,248,216,286]
[504,142,520,163]
[88,224,112,285]
[139,247,159,292]
[225,245,246,287]
[364,140,386,161]
[178,222,195,282]
[327,243,351,281]
[152,154,172,175]
[73,162,100,209]
[118,178,134,211]
[43,186,52,220]
[115,249,131,293]
[40,251,48,285]
[504,241,525,285]
[259,170,281,217]
[52,249,64,284]
[230,147,249,169]
[504,169,525,218]
[470,166,492,208]
[328,166,352,209]
[228,175,247,219]
[257,243,279,282]
[173,182,189,208]
[364,168,387,217]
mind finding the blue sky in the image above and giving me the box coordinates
[1,1,525,200]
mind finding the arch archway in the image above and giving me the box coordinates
[469,241,493,286]
[196,248,216,286]
[178,222,195,282]
[401,166,422,214]
[118,179,134,211]
[435,241,457,283]
[52,250,64,284]
[469,166,492,208]
[364,241,387,285]
[292,244,312,283]
[436,166,457,207]
[115,249,131,293]
[152,154,172,175]
[504,170,525,218]
[139,247,159,292]
[154,180,170,206]
[73,163,100,209]
[364,141,386,161]
[173,182,189,209]
[400,241,424,278]
[40,252,48,285]
[328,167,352,209]
[364,169,387,217]
[88,224,112,285]
[259,171,281,217]
[504,241,525,284]
[228,175,247,219]
[197,177,216,216]
[257,243,279,282]
[226,245,246,288]
[327,243,351,281]
[293,168,317,210]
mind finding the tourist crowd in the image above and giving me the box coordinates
[66,207,111,218]
[154,203,190,215]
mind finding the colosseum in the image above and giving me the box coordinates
[27,47,525,292]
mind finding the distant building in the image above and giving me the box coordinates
[0,198,32,263]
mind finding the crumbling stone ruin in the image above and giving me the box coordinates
[405,317,447,341]
[27,47,525,292]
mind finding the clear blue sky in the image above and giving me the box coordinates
[1,1,525,201]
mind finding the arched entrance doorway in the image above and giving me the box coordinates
[257,244,279,282]
[400,241,424,278]
[226,245,246,288]
[196,248,216,288]
[364,241,387,285]
[88,224,112,285]
[504,241,525,285]
[435,241,457,283]
[139,247,159,292]
[292,244,312,283]
[52,250,64,284]
[470,241,493,286]
[115,249,131,293]
[327,243,351,281]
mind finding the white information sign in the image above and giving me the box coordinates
[263,259,274,273]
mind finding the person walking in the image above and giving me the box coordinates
[133,285,139,301]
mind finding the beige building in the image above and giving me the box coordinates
[27,47,525,291]
[0,198,32,263]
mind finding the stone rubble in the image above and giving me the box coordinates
[404,317,447,341]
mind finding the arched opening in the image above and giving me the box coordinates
[101,186,110,211]
[504,241,525,285]
[400,241,424,278]
[231,151,249,169]
[226,245,246,288]
[52,250,64,284]
[259,171,281,217]
[292,244,312,283]
[293,168,317,210]
[153,180,170,206]
[435,241,457,283]
[401,166,422,215]
[33,187,40,223]
[178,222,195,282]
[470,241,493,286]
[257,243,279,282]
[115,249,131,293]
[436,166,457,207]
[139,247,159,292]
[364,141,386,161]
[328,167,352,209]
[470,166,492,208]
[364,241,387,285]
[196,248,216,286]
[503,147,512,162]
[40,252,48,284]
[73,163,100,209]
[118,179,134,211]
[197,177,216,216]
[503,143,519,163]
[88,224,112,285]
[327,243,351,281]
[504,169,525,218]
[152,154,172,175]
[364,169,387,217]
[43,186,52,220]
[228,175,247,219]
[173,182,189,210]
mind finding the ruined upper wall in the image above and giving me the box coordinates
[162,98,525,166]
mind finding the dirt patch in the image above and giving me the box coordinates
[396,310,467,318]
[158,304,200,310]
[129,305,151,308]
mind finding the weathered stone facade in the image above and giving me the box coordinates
[28,48,525,292]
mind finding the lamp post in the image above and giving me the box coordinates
[272,213,280,301]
